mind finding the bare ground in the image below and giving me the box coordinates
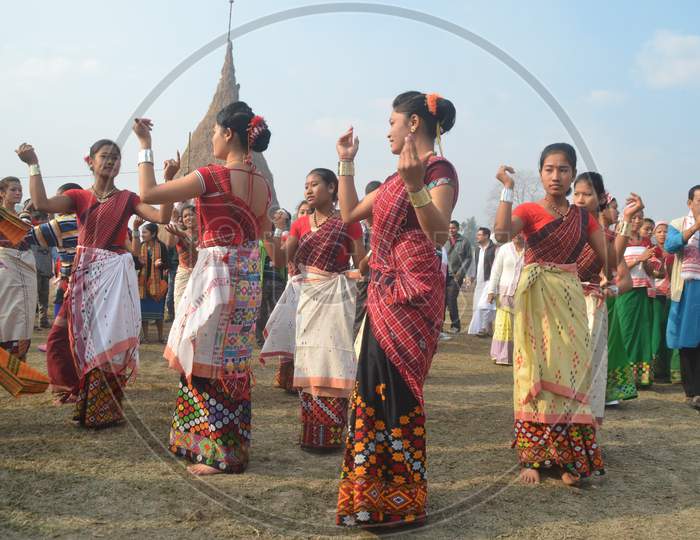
[2,307,699,539]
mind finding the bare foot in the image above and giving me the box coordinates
[519,468,540,484]
[187,464,222,476]
[561,471,580,486]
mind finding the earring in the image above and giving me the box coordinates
[410,126,417,133]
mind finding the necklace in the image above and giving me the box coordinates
[545,196,569,218]
[91,185,117,203]
[313,208,336,229]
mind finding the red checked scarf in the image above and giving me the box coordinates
[367,157,456,406]
[293,214,348,273]
[524,205,589,265]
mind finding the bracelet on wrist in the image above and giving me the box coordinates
[337,161,355,177]
[273,228,284,238]
[28,164,41,176]
[138,149,154,165]
[408,186,432,208]
[499,187,514,203]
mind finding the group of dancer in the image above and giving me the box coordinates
[1,88,699,529]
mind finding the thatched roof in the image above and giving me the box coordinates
[177,41,279,209]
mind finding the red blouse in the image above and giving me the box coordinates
[64,189,139,251]
[514,202,600,239]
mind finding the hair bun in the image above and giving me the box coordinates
[251,128,271,153]
[436,97,456,133]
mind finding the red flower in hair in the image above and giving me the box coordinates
[425,93,442,116]
[247,115,267,151]
[84,154,90,164]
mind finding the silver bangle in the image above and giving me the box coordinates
[273,228,284,238]
[609,285,619,297]
[137,149,154,165]
[500,187,514,203]
[28,164,41,176]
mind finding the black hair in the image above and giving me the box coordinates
[449,220,460,227]
[688,184,700,201]
[365,181,382,195]
[57,182,82,193]
[143,222,159,238]
[215,101,271,153]
[477,227,491,237]
[90,139,120,158]
[643,217,655,227]
[181,204,196,215]
[307,168,338,202]
[392,91,456,137]
[278,208,291,224]
[296,199,309,211]
[574,172,607,210]
[0,176,21,191]
[539,143,576,171]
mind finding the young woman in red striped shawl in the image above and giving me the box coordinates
[334,91,458,528]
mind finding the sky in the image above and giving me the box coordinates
[1,0,699,225]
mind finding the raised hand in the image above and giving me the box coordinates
[165,223,185,238]
[398,134,433,192]
[496,165,515,188]
[621,192,644,221]
[15,143,39,165]
[336,127,359,161]
[133,217,144,230]
[132,118,153,148]
[163,150,181,181]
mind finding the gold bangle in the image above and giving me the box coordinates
[337,161,355,177]
[408,186,432,208]
[616,220,631,237]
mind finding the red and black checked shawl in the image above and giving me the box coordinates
[293,215,350,274]
[576,243,601,284]
[524,205,590,265]
[367,157,457,406]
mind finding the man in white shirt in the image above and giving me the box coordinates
[467,227,498,336]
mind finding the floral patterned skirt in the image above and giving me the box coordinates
[513,420,605,478]
[73,367,127,429]
[337,326,427,528]
[300,392,347,449]
[169,375,251,473]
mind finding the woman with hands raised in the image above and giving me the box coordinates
[335,91,458,528]
[15,138,173,428]
[132,101,272,475]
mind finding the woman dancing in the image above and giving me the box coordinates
[165,204,198,313]
[16,140,173,427]
[261,168,365,450]
[133,101,271,474]
[494,144,609,485]
[335,91,458,527]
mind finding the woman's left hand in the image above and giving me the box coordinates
[163,151,181,181]
[398,134,434,192]
[132,118,153,149]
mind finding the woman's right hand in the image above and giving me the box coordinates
[496,165,515,188]
[133,217,144,230]
[165,223,184,238]
[336,127,359,161]
[621,193,644,222]
[16,143,39,165]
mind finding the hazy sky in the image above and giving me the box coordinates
[2,0,699,224]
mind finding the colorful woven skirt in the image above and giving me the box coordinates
[300,391,347,449]
[73,367,127,428]
[169,375,251,473]
[337,327,427,528]
[490,305,513,365]
[606,297,638,401]
[513,420,605,478]
[0,346,49,396]
[615,288,656,387]
[140,295,165,321]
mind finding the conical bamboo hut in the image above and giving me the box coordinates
[177,40,279,209]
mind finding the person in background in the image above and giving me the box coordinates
[443,219,472,334]
[467,227,497,336]
[487,234,524,365]
[27,202,52,329]
[164,207,180,322]
[256,209,290,348]
[132,220,169,343]
[651,221,677,383]
[665,184,700,410]
[295,199,311,220]
[640,217,655,241]
[165,204,198,313]
[353,180,382,339]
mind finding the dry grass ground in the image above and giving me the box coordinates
[2,299,700,539]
